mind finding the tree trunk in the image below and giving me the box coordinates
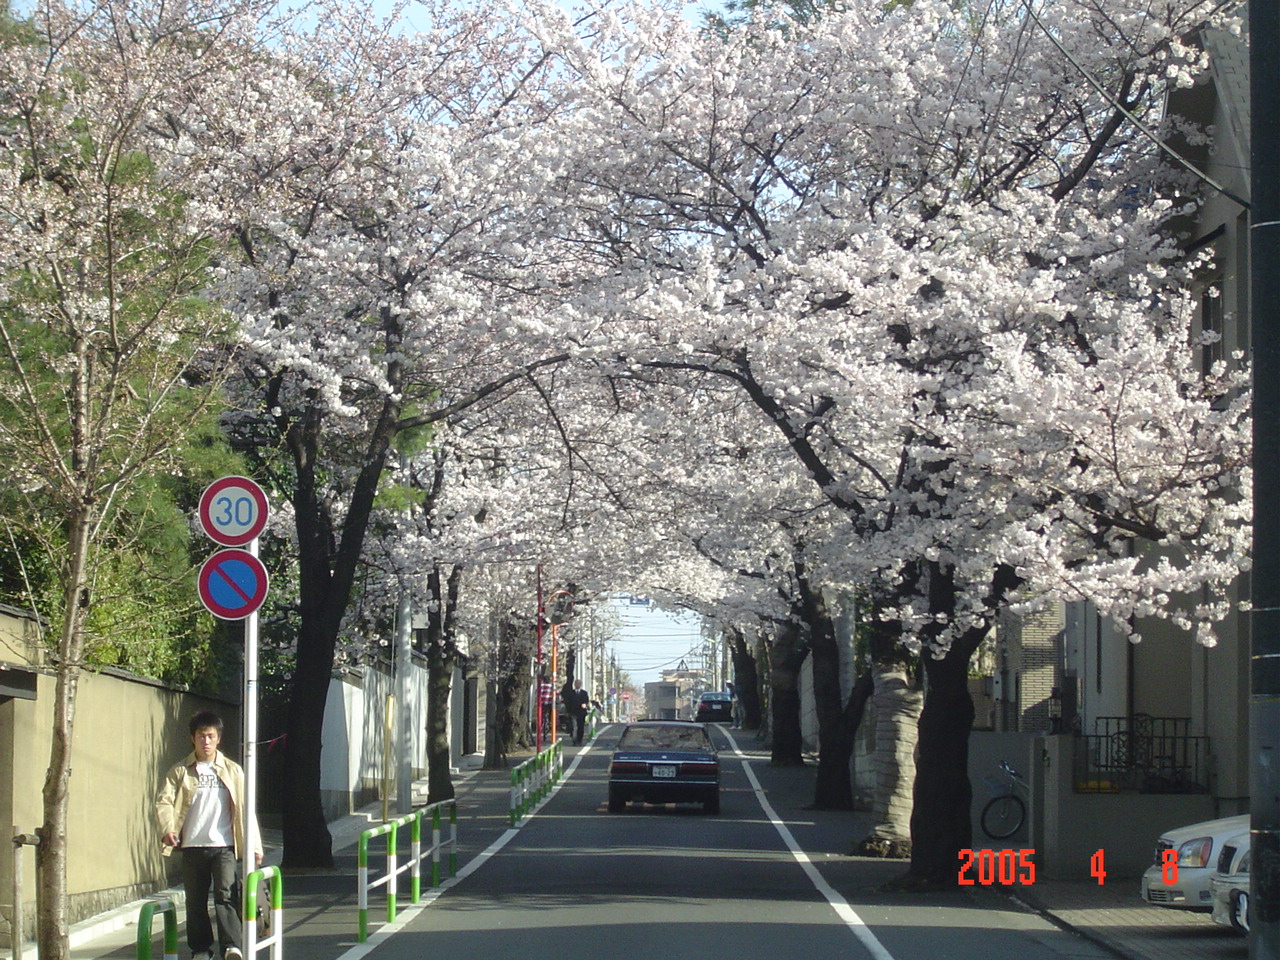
[280,617,337,868]
[900,562,1017,887]
[422,564,463,803]
[769,622,808,766]
[37,510,92,960]
[858,658,921,857]
[728,628,761,730]
[817,671,873,810]
[903,638,978,886]
[425,637,457,803]
[797,567,860,810]
[484,621,531,767]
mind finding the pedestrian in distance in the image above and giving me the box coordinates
[566,677,591,745]
[156,711,263,960]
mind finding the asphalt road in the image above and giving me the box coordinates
[330,724,1125,960]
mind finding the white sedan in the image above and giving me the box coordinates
[1139,813,1249,910]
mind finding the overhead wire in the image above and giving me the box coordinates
[1019,0,1250,210]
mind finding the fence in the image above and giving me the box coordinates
[356,800,458,942]
[1073,715,1210,794]
[508,741,563,826]
[243,866,283,960]
[135,898,179,960]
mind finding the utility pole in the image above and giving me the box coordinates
[1250,3,1280,956]
[395,585,413,815]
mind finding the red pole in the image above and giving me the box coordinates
[536,564,544,753]
[551,624,559,743]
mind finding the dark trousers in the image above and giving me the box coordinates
[181,846,240,956]
[568,711,586,744]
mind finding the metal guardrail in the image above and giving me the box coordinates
[509,740,563,826]
[135,898,179,960]
[356,800,458,942]
[243,865,283,960]
[1074,715,1210,793]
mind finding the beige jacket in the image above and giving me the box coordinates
[155,750,262,861]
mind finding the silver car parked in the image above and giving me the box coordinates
[1210,830,1250,934]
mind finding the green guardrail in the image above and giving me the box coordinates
[135,898,179,960]
[243,865,283,960]
[508,740,563,826]
[357,800,458,942]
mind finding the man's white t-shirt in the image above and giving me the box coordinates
[181,760,234,848]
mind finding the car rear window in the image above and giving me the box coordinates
[619,725,713,751]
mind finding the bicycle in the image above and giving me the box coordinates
[980,760,1028,840]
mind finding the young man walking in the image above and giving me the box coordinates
[156,711,262,960]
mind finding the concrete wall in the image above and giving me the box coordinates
[969,731,1039,848]
[1,616,481,953]
[1037,735,1216,880]
[319,658,430,822]
[316,655,483,822]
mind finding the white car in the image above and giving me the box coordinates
[1210,830,1250,934]
[1139,813,1249,910]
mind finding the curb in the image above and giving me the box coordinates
[1005,889,1139,960]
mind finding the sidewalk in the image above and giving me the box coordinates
[1013,879,1246,960]
[50,734,1246,960]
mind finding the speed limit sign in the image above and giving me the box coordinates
[198,476,269,546]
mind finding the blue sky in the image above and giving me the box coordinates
[610,597,706,688]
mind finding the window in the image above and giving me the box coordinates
[1200,280,1224,375]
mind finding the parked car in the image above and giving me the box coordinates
[1140,814,1249,910]
[608,720,720,814]
[694,691,733,723]
[1210,830,1250,934]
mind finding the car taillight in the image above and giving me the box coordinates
[681,762,718,776]
[610,761,647,774]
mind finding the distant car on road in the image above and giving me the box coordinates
[694,692,733,723]
[608,720,720,814]
[1210,830,1250,934]
[1140,814,1249,911]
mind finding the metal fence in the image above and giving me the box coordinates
[1073,715,1210,794]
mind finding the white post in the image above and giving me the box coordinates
[242,537,260,939]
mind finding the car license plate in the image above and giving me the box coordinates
[652,765,677,778]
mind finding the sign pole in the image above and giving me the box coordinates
[196,476,270,935]
[242,535,260,931]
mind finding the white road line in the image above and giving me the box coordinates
[722,729,898,960]
[330,738,597,960]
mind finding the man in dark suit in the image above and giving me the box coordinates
[565,678,591,745]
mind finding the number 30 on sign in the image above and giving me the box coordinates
[198,476,268,546]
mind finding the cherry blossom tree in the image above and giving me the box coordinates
[521,0,1249,885]
[0,1,282,954]
[162,0,614,864]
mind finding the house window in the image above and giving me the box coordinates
[1200,280,1224,375]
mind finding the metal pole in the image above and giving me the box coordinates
[535,566,544,753]
[395,586,413,814]
[242,539,260,934]
[1251,3,1280,956]
[11,830,38,960]
[550,625,559,743]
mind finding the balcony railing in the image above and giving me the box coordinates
[1073,715,1210,794]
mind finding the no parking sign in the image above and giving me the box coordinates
[197,549,269,620]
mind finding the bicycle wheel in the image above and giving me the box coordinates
[981,794,1026,840]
